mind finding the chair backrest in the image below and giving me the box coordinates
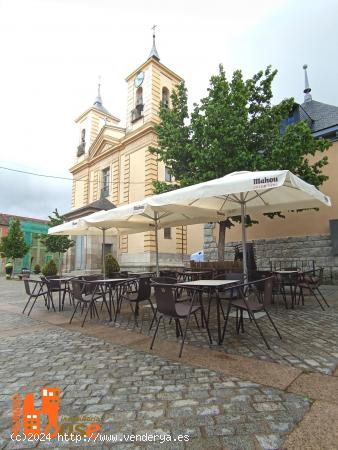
[71,279,85,301]
[159,270,177,279]
[262,277,274,306]
[151,276,177,285]
[137,277,151,301]
[41,275,60,290]
[213,273,228,280]
[80,275,102,294]
[24,279,32,296]
[153,284,178,316]
[81,274,101,281]
[200,270,213,280]
[227,272,244,282]
[119,271,129,278]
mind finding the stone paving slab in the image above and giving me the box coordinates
[0,311,310,450]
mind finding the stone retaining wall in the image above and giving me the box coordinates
[204,223,338,282]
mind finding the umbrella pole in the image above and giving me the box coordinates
[102,228,106,279]
[154,212,159,276]
[240,194,248,283]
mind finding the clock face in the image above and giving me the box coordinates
[134,71,144,88]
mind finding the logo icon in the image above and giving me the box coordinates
[13,387,60,438]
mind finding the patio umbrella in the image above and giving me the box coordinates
[48,215,148,277]
[83,200,223,275]
[147,170,331,280]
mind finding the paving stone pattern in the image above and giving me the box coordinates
[111,287,338,375]
[0,311,310,449]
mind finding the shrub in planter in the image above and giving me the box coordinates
[42,259,57,276]
[105,253,120,277]
[33,264,41,274]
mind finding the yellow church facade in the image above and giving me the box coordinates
[67,41,203,272]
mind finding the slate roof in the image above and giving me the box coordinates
[93,94,112,116]
[299,99,338,133]
[63,198,115,221]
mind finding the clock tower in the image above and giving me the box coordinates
[67,31,200,274]
[125,30,182,133]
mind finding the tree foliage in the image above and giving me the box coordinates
[149,65,331,258]
[40,209,74,274]
[0,219,30,260]
[41,209,75,255]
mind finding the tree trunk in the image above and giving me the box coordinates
[59,252,62,278]
[218,221,226,261]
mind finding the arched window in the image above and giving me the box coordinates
[162,87,170,108]
[77,128,86,157]
[136,87,143,109]
[131,87,144,123]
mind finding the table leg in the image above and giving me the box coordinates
[104,286,112,321]
[216,293,222,345]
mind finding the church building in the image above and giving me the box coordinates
[65,34,203,272]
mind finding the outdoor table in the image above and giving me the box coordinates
[178,279,240,344]
[274,270,300,308]
[48,277,75,311]
[87,278,130,321]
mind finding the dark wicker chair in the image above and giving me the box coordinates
[116,277,155,325]
[207,272,244,322]
[23,279,54,316]
[297,268,329,310]
[159,270,178,279]
[40,275,74,310]
[151,276,177,284]
[69,279,109,327]
[222,277,282,350]
[150,283,212,357]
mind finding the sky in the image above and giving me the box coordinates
[0,0,337,220]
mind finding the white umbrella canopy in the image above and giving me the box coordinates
[48,215,149,277]
[148,170,331,215]
[76,170,331,279]
[148,170,331,280]
[84,198,224,275]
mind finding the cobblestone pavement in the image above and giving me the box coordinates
[109,286,338,375]
[0,310,311,450]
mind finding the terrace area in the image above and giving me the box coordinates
[1,275,338,449]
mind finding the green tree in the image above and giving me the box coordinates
[150,65,331,259]
[40,209,75,276]
[0,219,30,275]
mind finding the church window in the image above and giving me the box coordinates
[164,227,172,239]
[162,87,170,108]
[102,167,110,197]
[136,87,143,109]
[131,87,144,123]
[77,128,86,157]
[165,166,172,182]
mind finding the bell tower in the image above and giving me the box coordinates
[125,27,183,133]
[74,80,121,161]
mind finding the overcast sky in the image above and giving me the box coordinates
[0,0,337,220]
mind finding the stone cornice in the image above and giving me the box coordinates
[126,57,183,84]
[74,106,121,124]
[70,122,158,174]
